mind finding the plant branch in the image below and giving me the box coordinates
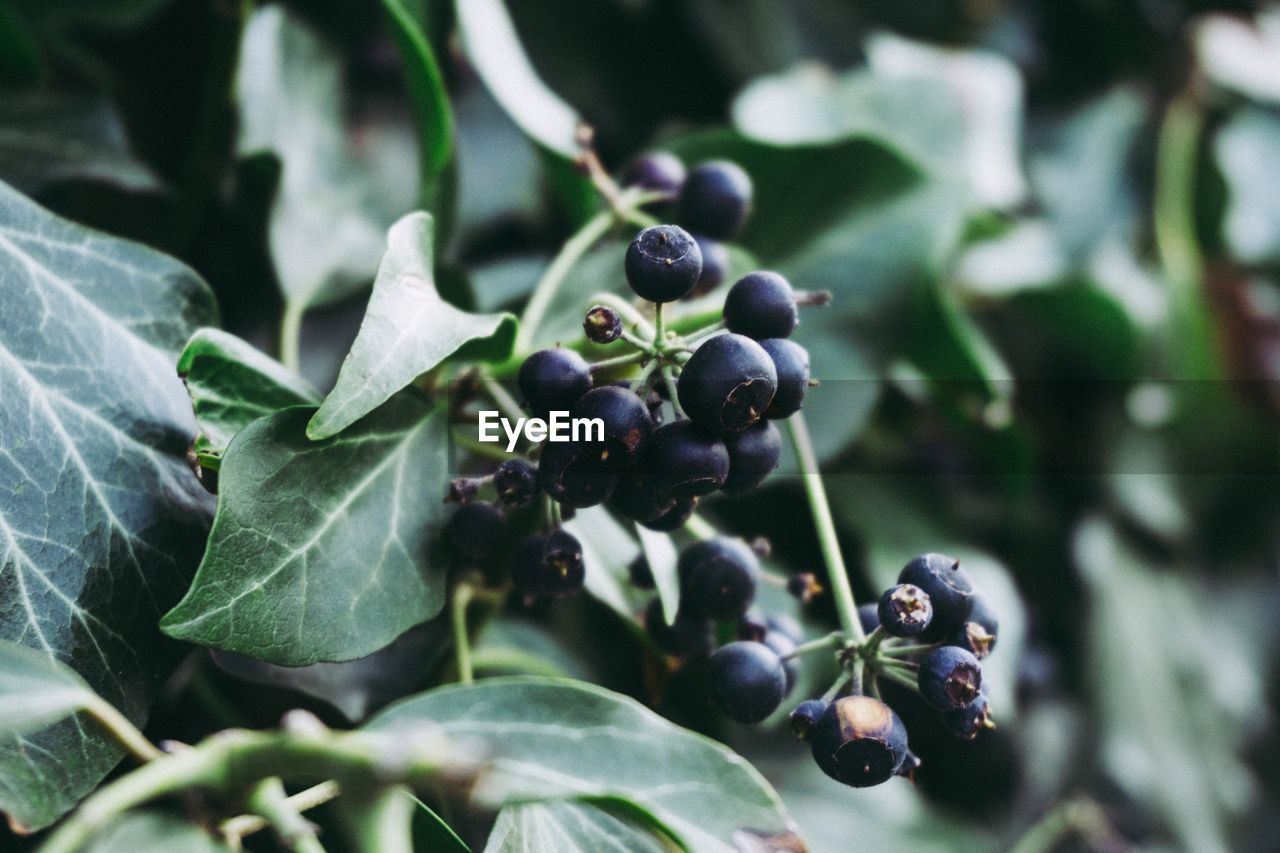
[452,584,475,685]
[481,376,524,423]
[279,301,305,374]
[221,781,340,845]
[345,786,415,853]
[83,695,163,764]
[242,778,327,853]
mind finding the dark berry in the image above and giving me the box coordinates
[689,235,729,296]
[446,477,481,504]
[721,419,782,492]
[625,224,702,303]
[511,530,584,597]
[764,613,804,645]
[645,420,729,496]
[445,501,504,561]
[518,349,591,416]
[677,334,777,433]
[918,646,983,711]
[858,603,880,635]
[628,554,655,589]
[947,593,999,659]
[572,386,653,468]
[786,572,823,604]
[810,696,910,787]
[790,699,828,740]
[678,537,761,620]
[760,338,809,418]
[762,631,798,694]
[645,598,712,657]
[679,160,752,240]
[877,583,934,638]
[639,494,698,531]
[708,641,787,723]
[536,442,616,508]
[737,612,768,642]
[493,459,537,508]
[621,151,685,194]
[724,272,798,340]
[941,691,994,740]
[898,553,975,642]
[583,305,622,344]
[608,474,676,523]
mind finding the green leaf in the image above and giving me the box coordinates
[177,328,320,461]
[161,398,449,665]
[0,180,216,830]
[484,800,669,853]
[563,507,644,621]
[413,794,471,853]
[380,0,453,198]
[307,212,514,440]
[366,677,796,853]
[0,641,93,738]
[454,0,584,159]
[634,524,679,625]
[84,810,232,852]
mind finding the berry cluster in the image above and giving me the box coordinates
[444,154,820,601]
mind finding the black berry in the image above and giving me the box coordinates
[877,583,933,638]
[537,442,616,508]
[760,338,809,418]
[721,419,782,492]
[690,234,729,296]
[941,691,994,740]
[858,603,881,635]
[679,160,752,240]
[608,473,676,523]
[518,349,592,416]
[724,272,798,340]
[445,501,504,561]
[621,151,685,194]
[639,494,698,531]
[810,695,910,787]
[493,459,537,508]
[947,592,999,659]
[572,385,654,468]
[678,537,761,620]
[789,699,828,740]
[898,553,975,642]
[583,305,622,344]
[677,333,777,433]
[645,598,712,657]
[708,641,787,723]
[645,420,729,496]
[764,613,804,645]
[628,554,655,589]
[918,646,983,711]
[762,631,798,694]
[512,530,585,597]
[625,224,702,303]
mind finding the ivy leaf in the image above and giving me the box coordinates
[563,507,644,620]
[307,212,514,440]
[0,180,216,831]
[177,328,320,462]
[84,811,233,852]
[366,677,797,853]
[483,800,668,853]
[413,795,471,853]
[0,641,94,738]
[161,397,449,665]
[634,525,679,625]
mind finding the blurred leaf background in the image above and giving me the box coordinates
[3,0,1280,850]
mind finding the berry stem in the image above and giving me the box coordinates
[451,429,516,462]
[279,299,305,374]
[820,674,850,704]
[241,777,328,853]
[221,781,341,845]
[874,665,920,693]
[588,349,649,373]
[880,642,940,658]
[590,292,655,339]
[781,632,843,661]
[660,363,683,417]
[786,414,865,644]
[652,301,667,346]
[682,513,717,541]
[682,319,726,345]
[452,584,475,685]
[82,693,164,764]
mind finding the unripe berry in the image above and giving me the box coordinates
[583,305,622,344]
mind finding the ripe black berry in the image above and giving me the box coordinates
[445,501,504,561]
[877,583,933,638]
[690,235,729,296]
[621,151,685,194]
[572,386,653,468]
[678,537,761,620]
[536,442,616,508]
[724,272,798,340]
[942,691,994,740]
[493,459,537,508]
[628,554,655,588]
[583,305,622,344]
[721,419,782,492]
[645,420,729,496]
[518,348,592,416]
[608,474,676,523]
[810,695,910,787]
[677,333,777,433]
[679,160,752,240]
[512,530,584,597]
[644,598,712,657]
[918,646,983,711]
[759,338,809,418]
[762,631,798,694]
[639,494,698,531]
[625,224,703,303]
[858,603,880,635]
[789,699,828,740]
[708,641,787,723]
[947,592,999,659]
[898,553,975,642]
[764,613,804,645]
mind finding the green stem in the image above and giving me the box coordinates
[346,787,414,853]
[451,429,513,462]
[280,301,305,374]
[820,674,850,704]
[244,778,327,853]
[588,349,649,373]
[881,642,939,657]
[660,363,682,417]
[653,302,667,347]
[874,665,920,693]
[682,513,717,541]
[83,695,163,764]
[782,632,842,661]
[481,376,524,423]
[452,584,475,685]
[221,781,341,844]
[786,414,865,643]
[683,319,726,345]
[863,664,879,699]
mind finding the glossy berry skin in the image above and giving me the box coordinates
[625,224,703,303]
[898,553,975,642]
[918,646,983,711]
[678,537,761,620]
[947,592,999,659]
[858,603,881,635]
[763,631,798,694]
[644,598,712,658]
[724,272,798,340]
[511,530,584,597]
[493,459,537,508]
[690,235,729,296]
[877,583,934,638]
[677,333,777,433]
[518,348,592,416]
[639,494,698,531]
[942,691,994,740]
[679,160,753,240]
[790,699,829,740]
[583,305,622,344]
[759,338,810,418]
[721,420,782,492]
[608,474,676,523]
[445,501,504,561]
[572,386,653,468]
[810,696,910,788]
[621,151,686,194]
[536,442,616,508]
[645,420,729,496]
[708,641,787,723]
